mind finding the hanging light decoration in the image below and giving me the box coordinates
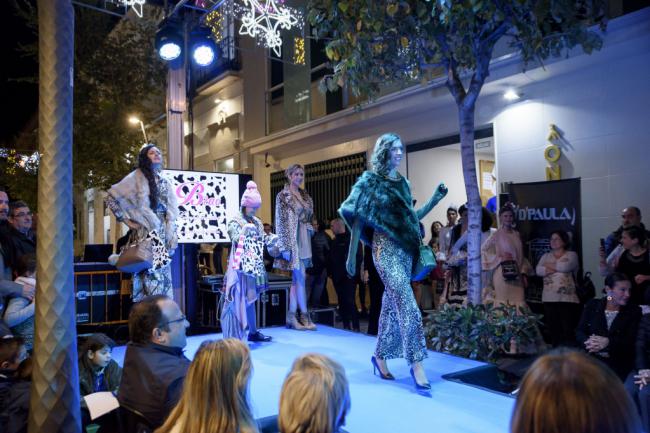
[234,0,303,56]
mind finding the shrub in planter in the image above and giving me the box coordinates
[423,303,543,363]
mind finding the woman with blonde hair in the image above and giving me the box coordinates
[155,339,258,433]
[511,349,641,433]
[279,353,350,433]
[274,163,316,330]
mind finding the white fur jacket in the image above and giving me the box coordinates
[273,185,313,271]
[107,168,178,250]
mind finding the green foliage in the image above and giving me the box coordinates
[423,303,542,363]
[73,9,167,191]
[307,0,607,102]
[10,4,166,195]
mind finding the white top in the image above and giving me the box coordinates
[536,250,579,303]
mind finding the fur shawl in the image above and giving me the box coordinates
[274,185,313,271]
[108,169,178,249]
[339,171,420,255]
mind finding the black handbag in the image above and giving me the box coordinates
[412,244,437,282]
[575,271,596,304]
[500,260,520,281]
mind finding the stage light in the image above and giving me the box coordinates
[503,89,521,101]
[190,27,219,67]
[155,22,183,61]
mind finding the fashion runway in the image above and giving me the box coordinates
[112,325,514,433]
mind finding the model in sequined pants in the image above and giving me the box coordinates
[372,231,427,365]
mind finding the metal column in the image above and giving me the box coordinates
[30,0,81,431]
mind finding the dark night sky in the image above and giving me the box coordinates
[1,1,39,147]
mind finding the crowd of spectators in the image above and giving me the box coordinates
[0,189,36,344]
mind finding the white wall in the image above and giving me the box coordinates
[493,11,650,279]
[407,141,494,244]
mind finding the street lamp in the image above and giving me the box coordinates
[128,116,148,143]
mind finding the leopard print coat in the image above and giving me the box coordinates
[273,185,313,271]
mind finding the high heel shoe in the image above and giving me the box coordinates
[286,311,306,330]
[410,368,431,391]
[371,356,395,380]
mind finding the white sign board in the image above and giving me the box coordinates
[161,169,243,243]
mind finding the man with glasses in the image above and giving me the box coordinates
[2,201,36,274]
[0,194,34,322]
[603,207,650,257]
[118,295,191,428]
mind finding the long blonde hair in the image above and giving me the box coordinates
[511,350,641,433]
[155,339,258,433]
[279,353,350,433]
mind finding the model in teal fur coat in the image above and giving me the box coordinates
[339,171,448,257]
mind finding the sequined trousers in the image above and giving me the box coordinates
[373,231,427,365]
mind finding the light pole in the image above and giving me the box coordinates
[129,116,148,143]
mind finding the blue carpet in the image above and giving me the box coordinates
[112,326,514,433]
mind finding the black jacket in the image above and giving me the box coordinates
[635,314,650,370]
[79,358,122,397]
[0,379,30,433]
[117,342,190,428]
[328,232,362,281]
[576,298,642,380]
[1,227,36,275]
[307,231,330,275]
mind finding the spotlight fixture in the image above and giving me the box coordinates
[190,27,219,67]
[264,152,271,168]
[503,89,521,101]
[155,20,183,62]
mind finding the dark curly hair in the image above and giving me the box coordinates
[138,144,160,211]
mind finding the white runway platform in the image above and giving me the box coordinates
[112,325,514,433]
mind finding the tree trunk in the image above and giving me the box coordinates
[457,103,483,305]
[30,0,81,432]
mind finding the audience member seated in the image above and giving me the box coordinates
[279,353,350,433]
[2,201,36,273]
[155,338,258,433]
[603,206,650,257]
[625,313,650,432]
[3,254,36,351]
[79,333,122,398]
[0,357,32,433]
[576,272,642,380]
[536,230,580,347]
[510,349,641,433]
[118,295,191,429]
[0,336,28,407]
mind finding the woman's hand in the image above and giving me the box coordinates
[635,369,650,389]
[635,274,650,285]
[346,258,356,278]
[585,335,609,353]
[437,183,448,195]
[281,251,291,262]
[124,219,141,230]
[21,282,35,301]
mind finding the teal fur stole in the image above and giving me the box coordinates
[339,171,420,255]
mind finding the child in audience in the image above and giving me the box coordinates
[279,353,350,433]
[0,357,32,433]
[0,336,28,408]
[78,333,122,398]
[155,338,258,433]
[3,254,36,351]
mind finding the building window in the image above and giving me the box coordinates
[270,152,367,223]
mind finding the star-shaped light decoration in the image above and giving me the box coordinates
[117,0,146,18]
[235,0,303,56]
